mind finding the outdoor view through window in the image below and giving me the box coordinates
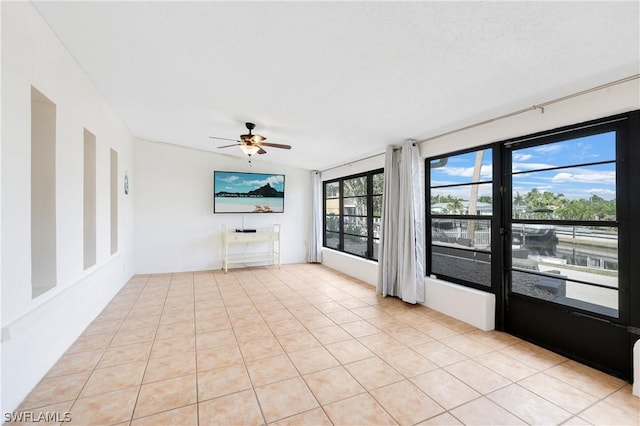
[510,131,618,316]
[324,170,383,261]
[429,130,619,316]
[429,148,494,287]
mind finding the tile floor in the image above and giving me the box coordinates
[14,264,640,425]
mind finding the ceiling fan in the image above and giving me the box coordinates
[209,122,292,156]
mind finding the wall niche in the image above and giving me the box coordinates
[31,86,57,298]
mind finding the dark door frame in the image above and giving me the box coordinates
[497,110,640,380]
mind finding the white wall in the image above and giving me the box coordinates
[0,0,4,413]
[321,154,385,182]
[134,139,311,274]
[320,77,639,331]
[322,248,378,286]
[424,277,495,331]
[1,2,135,414]
[418,79,639,159]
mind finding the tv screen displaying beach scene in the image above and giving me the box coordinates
[213,171,285,213]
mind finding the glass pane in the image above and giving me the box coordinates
[344,216,367,237]
[432,218,491,251]
[430,183,493,215]
[373,217,381,239]
[324,231,340,250]
[511,223,558,256]
[325,181,339,198]
[513,131,616,173]
[431,148,493,185]
[343,197,367,215]
[431,245,491,287]
[512,163,616,220]
[372,195,382,216]
[344,176,367,197]
[344,234,367,257]
[373,238,379,260]
[325,199,339,215]
[511,270,618,316]
[373,173,384,195]
[325,214,339,232]
[511,223,618,284]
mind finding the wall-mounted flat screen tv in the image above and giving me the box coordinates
[213,171,285,213]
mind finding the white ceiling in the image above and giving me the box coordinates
[33,1,639,171]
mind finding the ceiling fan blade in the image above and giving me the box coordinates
[217,143,241,149]
[257,148,267,155]
[257,142,291,150]
[209,136,240,142]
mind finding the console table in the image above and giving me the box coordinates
[221,224,281,272]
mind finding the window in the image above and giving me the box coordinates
[508,129,621,317]
[323,169,383,260]
[427,148,495,288]
[425,112,637,320]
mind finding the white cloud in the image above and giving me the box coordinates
[246,179,269,187]
[534,144,562,153]
[552,172,573,182]
[438,165,492,179]
[587,188,616,196]
[513,153,532,161]
[267,175,284,186]
[551,170,615,184]
[512,162,555,173]
[246,175,284,188]
[220,175,239,183]
[431,185,493,200]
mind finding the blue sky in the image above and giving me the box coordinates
[431,131,617,201]
[214,172,284,194]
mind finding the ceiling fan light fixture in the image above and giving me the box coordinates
[251,134,266,143]
[240,144,261,156]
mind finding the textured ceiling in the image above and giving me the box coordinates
[33,1,639,170]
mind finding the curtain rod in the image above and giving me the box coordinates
[320,74,638,174]
[320,142,415,173]
[415,74,639,146]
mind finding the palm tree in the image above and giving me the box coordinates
[467,151,484,242]
[447,199,464,214]
[513,192,525,218]
[525,188,543,210]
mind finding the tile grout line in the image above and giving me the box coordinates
[128,273,172,424]
[63,274,150,422]
[17,265,637,425]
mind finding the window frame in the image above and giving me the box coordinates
[323,168,383,261]
[425,144,500,293]
[424,110,638,330]
[504,117,626,321]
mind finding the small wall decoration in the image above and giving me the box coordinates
[124,172,129,195]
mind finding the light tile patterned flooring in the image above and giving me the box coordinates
[15,264,639,425]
